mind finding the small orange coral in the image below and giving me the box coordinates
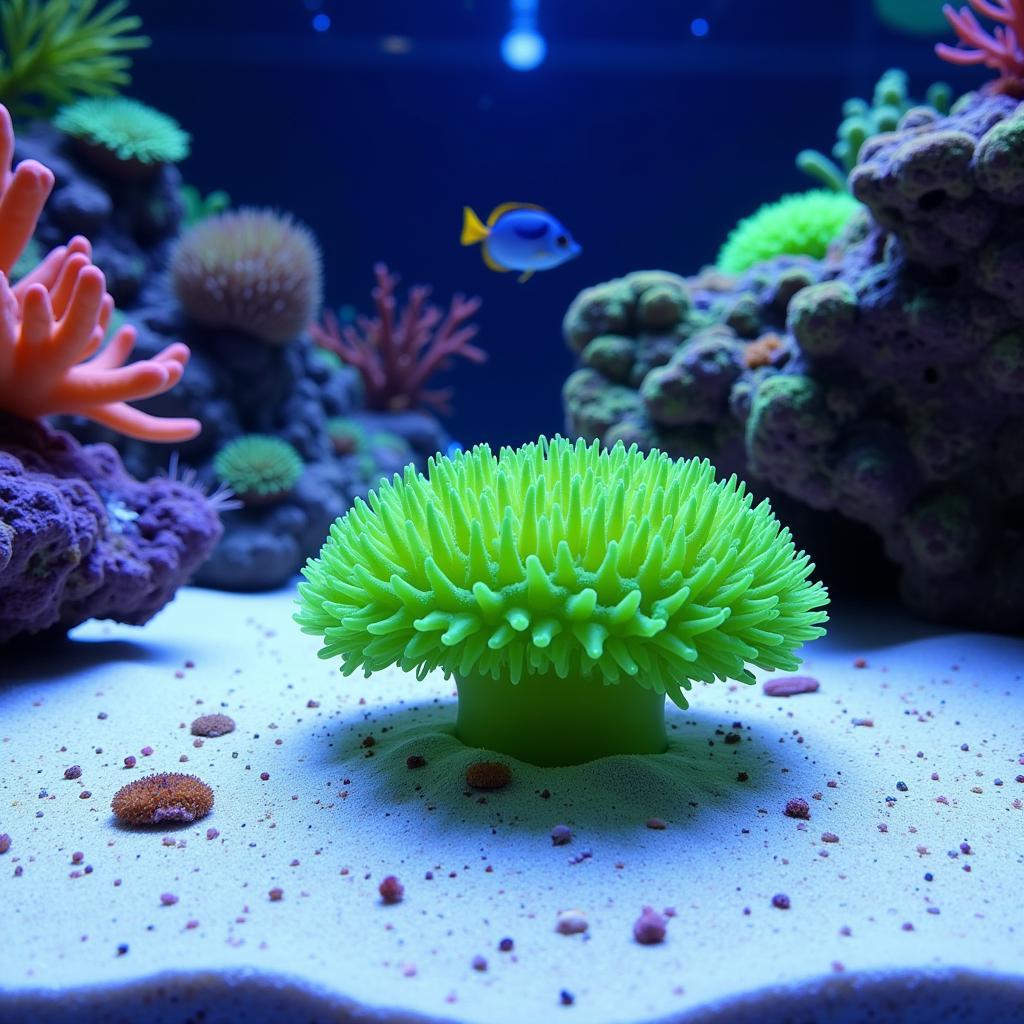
[0,104,199,442]
[111,772,214,825]
[744,333,785,369]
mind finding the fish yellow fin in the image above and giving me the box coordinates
[461,206,490,246]
[517,269,535,284]
[486,201,546,227]
[482,243,510,273]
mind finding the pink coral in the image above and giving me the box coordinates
[311,263,484,415]
[937,1,1024,94]
[0,104,199,442]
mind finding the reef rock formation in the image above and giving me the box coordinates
[563,90,1024,633]
[0,415,220,643]
[22,123,449,590]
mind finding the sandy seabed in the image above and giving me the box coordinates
[1,587,1022,1024]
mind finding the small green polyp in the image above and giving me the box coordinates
[454,669,668,767]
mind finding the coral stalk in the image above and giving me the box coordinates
[937,1,1024,90]
[311,263,485,415]
[0,103,198,442]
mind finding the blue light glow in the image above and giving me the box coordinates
[691,17,709,37]
[312,12,330,32]
[501,28,547,71]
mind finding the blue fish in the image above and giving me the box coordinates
[460,203,581,283]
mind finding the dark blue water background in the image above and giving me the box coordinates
[133,0,981,448]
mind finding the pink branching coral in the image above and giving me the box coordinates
[310,263,484,415]
[937,0,1024,94]
[0,104,199,442]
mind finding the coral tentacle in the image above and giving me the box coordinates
[0,102,200,442]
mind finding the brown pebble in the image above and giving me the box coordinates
[555,909,588,935]
[498,937,514,952]
[852,718,874,727]
[79,790,91,799]
[853,658,868,668]
[123,756,137,769]
[141,746,153,756]
[784,797,810,820]
[406,755,427,770]
[737,771,749,782]
[772,893,791,909]
[71,851,84,864]
[633,906,668,945]
[190,714,235,738]
[466,761,511,790]
[64,765,83,780]
[206,828,219,840]
[269,887,284,902]
[160,892,178,906]
[379,875,404,904]
[645,817,667,830]
[306,699,320,708]
[763,676,820,698]
[111,773,214,826]
[821,832,840,844]
[471,954,488,972]
[260,772,270,781]
[0,834,10,854]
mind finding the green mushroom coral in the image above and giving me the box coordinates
[296,437,828,766]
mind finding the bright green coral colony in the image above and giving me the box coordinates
[213,435,303,505]
[0,0,149,118]
[54,96,189,165]
[296,437,828,765]
[717,190,860,274]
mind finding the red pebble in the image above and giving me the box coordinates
[141,747,154,757]
[645,817,667,830]
[0,834,11,854]
[123,756,137,768]
[160,892,178,906]
[853,658,868,668]
[379,875,404,904]
[64,765,82,780]
[269,887,284,902]
[763,676,820,698]
[260,772,270,781]
[772,893,791,909]
[633,906,668,945]
[784,797,811,820]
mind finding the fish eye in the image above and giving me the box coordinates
[556,234,569,248]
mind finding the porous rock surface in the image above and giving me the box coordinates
[0,415,221,643]
[563,91,1024,632]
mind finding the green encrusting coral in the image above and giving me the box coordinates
[296,437,828,765]
[717,190,860,274]
[54,96,189,165]
[213,435,303,504]
[0,0,148,117]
